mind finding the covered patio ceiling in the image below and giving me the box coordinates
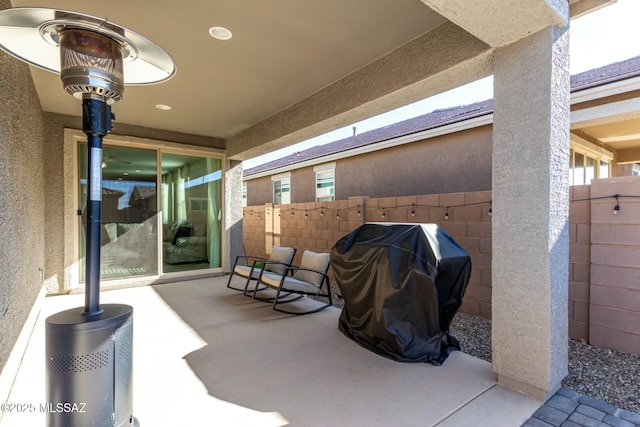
[9,0,611,161]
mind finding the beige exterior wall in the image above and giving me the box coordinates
[245,125,493,205]
[0,29,48,372]
[243,178,640,354]
[246,177,272,207]
[337,126,492,198]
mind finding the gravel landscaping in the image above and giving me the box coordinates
[450,312,640,414]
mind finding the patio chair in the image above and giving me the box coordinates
[253,250,332,315]
[226,246,296,295]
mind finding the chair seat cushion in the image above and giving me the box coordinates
[233,265,263,279]
[259,271,286,288]
[262,274,320,294]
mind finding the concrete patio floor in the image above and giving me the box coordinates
[0,276,543,426]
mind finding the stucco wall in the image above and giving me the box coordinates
[246,176,273,206]
[42,115,67,294]
[225,160,244,273]
[244,125,493,205]
[0,17,47,372]
[337,126,492,198]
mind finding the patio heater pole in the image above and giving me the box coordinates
[82,97,112,316]
[0,8,176,427]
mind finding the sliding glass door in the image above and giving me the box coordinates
[161,153,222,273]
[78,144,158,281]
[77,143,223,282]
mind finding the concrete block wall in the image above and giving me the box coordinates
[569,185,591,341]
[245,191,493,312]
[243,180,640,353]
[275,199,361,267]
[242,205,267,260]
[589,177,640,354]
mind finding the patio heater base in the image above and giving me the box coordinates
[45,304,136,427]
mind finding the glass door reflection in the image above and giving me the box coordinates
[78,144,158,281]
[161,153,222,273]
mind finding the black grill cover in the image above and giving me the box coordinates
[331,223,471,365]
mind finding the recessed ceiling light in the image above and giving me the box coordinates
[135,170,142,173]
[123,172,129,176]
[209,26,232,41]
[156,104,171,110]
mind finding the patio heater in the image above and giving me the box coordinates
[0,8,175,427]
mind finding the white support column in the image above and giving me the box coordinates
[492,25,570,400]
[224,159,244,273]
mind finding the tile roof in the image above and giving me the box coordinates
[570,55,640,92]
[245,55,640,177]
[244,100,494,176]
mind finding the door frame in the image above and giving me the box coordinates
[63,129,226,292]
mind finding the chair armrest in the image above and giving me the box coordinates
[233,255,269,267]
[260,260,295,274]
[283,265,328,277]
[261,260,289,266]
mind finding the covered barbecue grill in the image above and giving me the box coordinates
[330,223,472,365]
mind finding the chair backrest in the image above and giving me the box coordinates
[265,246,296,275]
[293,251,330,287]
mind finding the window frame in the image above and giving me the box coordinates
[314,163,336,202]
[271,172,291,205]
[569,135,613,185]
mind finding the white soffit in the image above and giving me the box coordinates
[570,133,614,161]
[571,76,640,105]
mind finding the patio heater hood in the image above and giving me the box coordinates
[0,7,175,427]
[0,8,176,99]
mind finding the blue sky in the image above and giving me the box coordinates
[243,0,640,169]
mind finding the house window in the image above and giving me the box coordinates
[600,160,610,179]
[569,145,612,185]
[572,150,585,185]
[314,163,335,202]
[242,182,247,207]
[273,175,291,204]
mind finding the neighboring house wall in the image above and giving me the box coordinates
[292,169,317,203]
[336,126,492,198]
[243,177,640,354]
[0,37,48,372]
[247,176,273,206]
[245,125,493,204]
